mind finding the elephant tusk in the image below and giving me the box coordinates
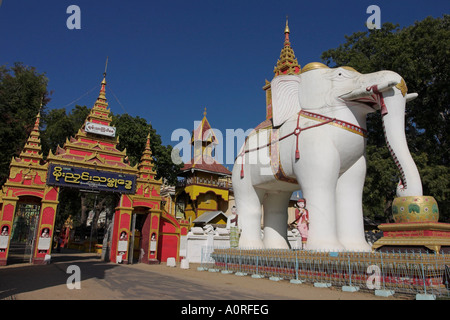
[370,81,399,93]
[406,93,418,102]
[339,81,399,101]
[339,89,372,100]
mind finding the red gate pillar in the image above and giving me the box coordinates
[0,197,18,266]
[110,194,133,263]
[33,186,59,265]
[148,211,161,263]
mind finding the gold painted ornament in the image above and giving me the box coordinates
[392,196,439,223]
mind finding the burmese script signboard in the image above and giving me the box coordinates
[85,121,116,137]
[47,164,136,194]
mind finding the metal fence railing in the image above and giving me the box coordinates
[198,247,450,299]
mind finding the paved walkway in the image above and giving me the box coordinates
[0,250,403,302]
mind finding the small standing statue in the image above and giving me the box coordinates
[294,199,309,249]
[227,205,240,248]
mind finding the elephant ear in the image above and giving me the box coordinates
[271,75,302,127]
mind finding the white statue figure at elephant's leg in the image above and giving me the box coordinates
[262,191,292,249]
[335,156,372,251]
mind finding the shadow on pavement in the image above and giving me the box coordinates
[0,249,118,299]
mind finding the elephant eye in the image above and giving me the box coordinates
[338,73,342,76]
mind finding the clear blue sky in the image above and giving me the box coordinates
[0,0,448,156]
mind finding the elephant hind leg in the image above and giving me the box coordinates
[262,192,291,249]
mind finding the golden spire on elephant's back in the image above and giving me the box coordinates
[264,19,302,120]
[273,17,301,77]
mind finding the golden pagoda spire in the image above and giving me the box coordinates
[263,19,302,120]
[73,61,115,146]
[145,132,152,156]
[138,130,156,180]
[83,59,113,127]
[273,18,301,77]
[18,111,43,163]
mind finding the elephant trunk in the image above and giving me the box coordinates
[381,90,423,197]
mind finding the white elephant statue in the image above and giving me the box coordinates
[232,62,421,252]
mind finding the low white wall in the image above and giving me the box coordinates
[181,226,303,263]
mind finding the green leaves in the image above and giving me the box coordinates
[363,145,398,221]
[41,105,90,156]
[111,113,183,185]
[0,63,50,183]
[111,113,151,167]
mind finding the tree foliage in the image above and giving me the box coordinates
[321,16,449,221]
[0,63,50,184]
[111,113,182,185]
[41,105,90,156]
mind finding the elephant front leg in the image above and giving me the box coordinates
[300,189,345,252]
[296,145,345,252]
[336,156,372,252]
[235,185,266,249]
[262,192,292,249]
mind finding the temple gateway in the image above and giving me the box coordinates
[0,74,190,265]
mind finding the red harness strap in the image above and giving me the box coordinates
[239,110,368,178]
[239,111,335,178]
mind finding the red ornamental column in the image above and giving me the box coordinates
[110,194,133,263]
[33,186,59,265]
[0,199,18,265]
[148,212,161,262]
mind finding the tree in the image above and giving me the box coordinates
[413,153,450,222]
[111,113,182,185]
[110,113,149,166]
[55,188,82,230]
[40,105,89,156]
[363,145,398,222]
[321,16,449,221]
[0,63,50,183]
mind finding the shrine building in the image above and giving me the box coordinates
[175,109,232,227]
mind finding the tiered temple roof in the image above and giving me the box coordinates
[2,110,48,192]
[137,132,160,182]
[46,75,137,175]
[181,109,231,176]
[17,111,44,164]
